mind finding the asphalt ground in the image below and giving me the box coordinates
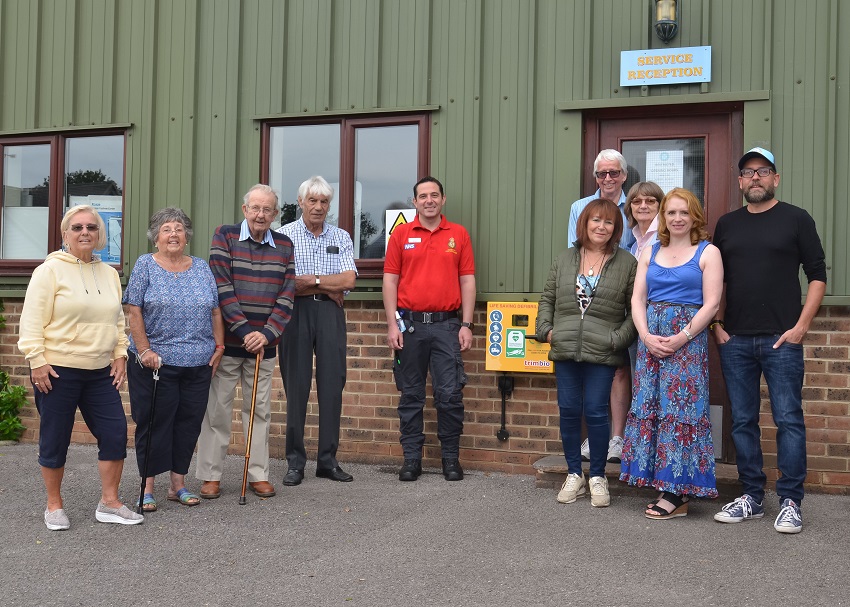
[1,442,848,607]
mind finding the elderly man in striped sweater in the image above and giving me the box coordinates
[195,184,296,499]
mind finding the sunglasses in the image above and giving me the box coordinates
[69,224,99,232]
[595,170,622,179]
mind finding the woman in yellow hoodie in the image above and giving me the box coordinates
[18,205,143,530]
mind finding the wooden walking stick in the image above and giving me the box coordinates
[239,352,263,505]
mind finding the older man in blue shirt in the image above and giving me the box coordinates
[277,176,358,486]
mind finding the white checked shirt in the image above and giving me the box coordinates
[277,217,358,279]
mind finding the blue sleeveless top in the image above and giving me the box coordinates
[646,240,710,306]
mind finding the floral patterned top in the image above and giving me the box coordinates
[123,254,219,367]
[575,273,600,317]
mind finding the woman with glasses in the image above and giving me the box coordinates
[123,208,224,512]
[624,181,665,261]
[620,188,723,519]
[19,205,144,530]
[536,199,637,508]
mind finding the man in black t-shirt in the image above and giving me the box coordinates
[711,147,827,535]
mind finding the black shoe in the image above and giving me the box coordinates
[282,468,304,486]
[442,458,464,481]
[316,466,353,482]
[398,459,422,482]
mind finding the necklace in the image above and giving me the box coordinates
[585,250,606,276]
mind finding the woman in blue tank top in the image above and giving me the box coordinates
[619,188,724,519]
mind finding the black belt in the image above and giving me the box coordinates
[297,294,331,301]
[402,310,459,324]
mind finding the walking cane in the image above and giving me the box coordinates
[239,352,263,505]
[137,359,161,515]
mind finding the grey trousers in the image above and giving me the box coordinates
[281,296,347,470]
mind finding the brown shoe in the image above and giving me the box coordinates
[249,481,276,497]
[200,480,221,499]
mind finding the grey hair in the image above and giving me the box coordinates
[147,207,193,244]
[593,149,628,173]
[242,184,280,210]
[61,205,107,250]
[297,176,335,202]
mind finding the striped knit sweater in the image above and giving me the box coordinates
[209,223,296,358]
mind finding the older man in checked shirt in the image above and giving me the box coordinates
[276,176,358,486]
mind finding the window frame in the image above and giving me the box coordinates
[260,112,430,278]
[0,128,127,275]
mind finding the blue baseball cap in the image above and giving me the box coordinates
[738,147,777,171]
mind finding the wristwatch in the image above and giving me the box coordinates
[461,321,474,331]
[315,275,321,286]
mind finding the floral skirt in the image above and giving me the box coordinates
[619,302,717,498]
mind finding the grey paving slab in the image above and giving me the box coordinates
[1,443,848,607]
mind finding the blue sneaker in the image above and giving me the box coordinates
[774,498,803,534]
[713,494,765,523]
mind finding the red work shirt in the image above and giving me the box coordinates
[384,214,475,312]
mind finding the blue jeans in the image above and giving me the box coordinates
[718,335,806,504]
[555,360,616,477]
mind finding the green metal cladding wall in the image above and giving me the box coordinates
[0,0,847,300]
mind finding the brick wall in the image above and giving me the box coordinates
[6,298,850,494]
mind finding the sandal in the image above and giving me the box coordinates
[647,492,665,509]
[137,493,157,512]
[645,492,689,520]
[167,487,201,506]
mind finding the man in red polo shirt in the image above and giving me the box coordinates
[383,176,476,482]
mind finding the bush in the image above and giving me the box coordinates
[0,300,26,441]
[0,370,26,441]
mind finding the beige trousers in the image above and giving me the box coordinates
[195,354,276,483]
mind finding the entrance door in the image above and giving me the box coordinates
[584,102,743,462]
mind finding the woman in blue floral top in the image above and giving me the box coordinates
[124,208,225,511]
[620,188,724,519]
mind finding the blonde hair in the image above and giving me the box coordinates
[61,205,107,250]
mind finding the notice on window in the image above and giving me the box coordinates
[70,195,122,264]
[645,150,684,193]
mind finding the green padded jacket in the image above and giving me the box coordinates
[535,246,637,367]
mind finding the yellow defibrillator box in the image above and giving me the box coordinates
[484,302,553,374]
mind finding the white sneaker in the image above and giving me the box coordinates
[589,476,611,507]
[607,436,624,463]
[557,473,586,504]
[580,438,590,462]
[44,508,70,531]
[95,502,144,525]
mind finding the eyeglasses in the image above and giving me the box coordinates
[740,167,774,178]
[160,226,185,235]
[595,170,622,179]
[631,197,658,206]
[245,206,277,216]
[69,224,99,232]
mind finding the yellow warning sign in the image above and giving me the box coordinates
[390,212,410,233]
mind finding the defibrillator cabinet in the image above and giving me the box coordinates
[484,302,553,374]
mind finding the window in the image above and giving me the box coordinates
[261,114,429,276]
[0,131,125,272]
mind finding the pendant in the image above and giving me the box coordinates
[588,268,594,276]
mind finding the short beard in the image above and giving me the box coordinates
[743,183,775,203]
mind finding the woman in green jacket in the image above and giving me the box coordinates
[537,199,637,508]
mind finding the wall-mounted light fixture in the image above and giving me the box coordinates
[654,0,679,44]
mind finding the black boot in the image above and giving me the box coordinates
[442,458,464,481]
[398,459,422,481]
